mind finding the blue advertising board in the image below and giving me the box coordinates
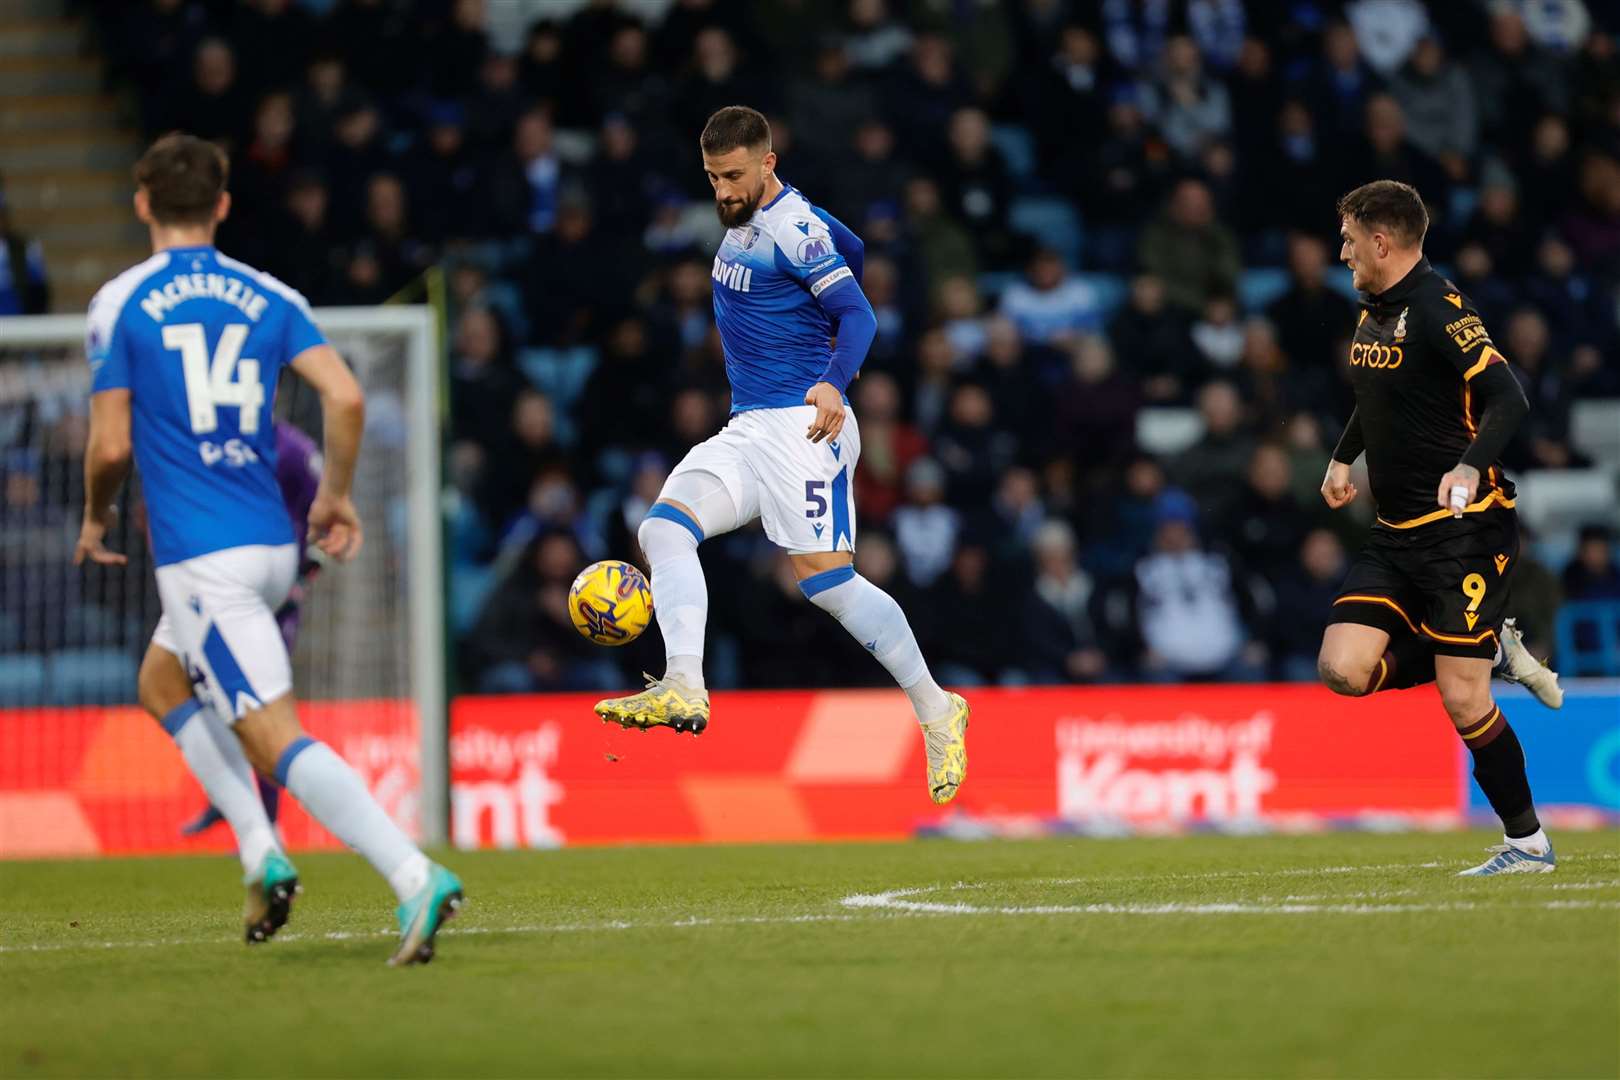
[1472,683,1620,811]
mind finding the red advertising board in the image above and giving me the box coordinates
[449,685,1464,848]
[0,700,419,858]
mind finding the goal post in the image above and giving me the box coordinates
[0,305,447,850]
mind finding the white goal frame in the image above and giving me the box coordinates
[0,306,448,844]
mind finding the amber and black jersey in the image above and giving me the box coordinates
[1331,258,1528,530]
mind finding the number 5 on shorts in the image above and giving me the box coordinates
[804,480,827,519]
[1462,572,1487,629]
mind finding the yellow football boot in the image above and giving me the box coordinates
[921,692,969,804]
[595,674,710,735]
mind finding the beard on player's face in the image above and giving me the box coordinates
[715,180,763,227]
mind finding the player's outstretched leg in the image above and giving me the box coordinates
[237,696,464,964]
[1495,617,1564,709]
[596,504,711,734]
[139,644,298,942]
[1436,656,1555,876]
[798,562,968,804]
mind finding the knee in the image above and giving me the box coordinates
[1316,653,1369,697]
[137,652,188,721]
[1438,681,1492,727]
[639,504,702,556]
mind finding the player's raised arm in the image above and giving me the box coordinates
[290,343,366,560]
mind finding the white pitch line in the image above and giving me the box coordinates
[839,883,1620,918]
[5,855,1617,956]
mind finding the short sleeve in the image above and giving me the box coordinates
[1424,286,1506,382]
[86,293,131,393]
[772,217,854,299]
[283,296,327,361]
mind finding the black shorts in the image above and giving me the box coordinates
[1328,508,1519,659]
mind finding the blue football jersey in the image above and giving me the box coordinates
[710,183,864,411]
[85,245,327,567]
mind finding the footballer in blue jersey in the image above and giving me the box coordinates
[74,134,460,963]
[595,108,971,806]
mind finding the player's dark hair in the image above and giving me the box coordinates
[1336,180,1428,247]
[134,133,228,225]
[700,106,771,156]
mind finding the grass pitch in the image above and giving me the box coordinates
[4,831,1617,1078]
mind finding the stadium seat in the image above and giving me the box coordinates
[449,564,498,636]
[1136,407,1204,456]
[989,124,1038,185]
[0,612,21,652]
[1238,268,1291,313]
[1571,400,1620,466]
[1511,469,1619,536]
[1325,265,1359,302]
[0,654,47,707]
[1008,197,1083,267]
[1554,600,1620,676]
[1073,273,1128,321]
[46,648,138,706]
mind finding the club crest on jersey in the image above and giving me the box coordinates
[743,225,760,249]
[1393,306,1408,342]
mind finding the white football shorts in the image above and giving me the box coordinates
[664,404,860,553]
[150,543,299,722]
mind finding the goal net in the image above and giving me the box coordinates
[0,307,446,856]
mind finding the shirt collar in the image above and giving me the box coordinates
[1366,256,1431,307]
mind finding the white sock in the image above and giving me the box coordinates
[276,738,428,901]
[163,701,278,874]
[801,568,953,723]
[640,514,708,690]
[1507,828,1550,855]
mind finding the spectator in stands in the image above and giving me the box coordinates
[1081,87,1165,237]
[350,173,432,300]
[1139,34,1234,161]
[933,382,1017,506]
[590,23,669,129]
[1564,525,1620,601]
[1172,380,1256,500]
[1137,178,1242,314]
[1563,148,1620,277]
[851,372,927,527]
[1246,98,1335,233]
[1110,273,1196,404]
[405,102,483,244]
[0,195,48,316]
[909,327,957,436]
[834,118,909,228]
[923,539,1013,686]
[1267,233,1356,376]
[1345,0,1428,75]
[843,0,914,72]
[525,197,636,348]
[176,37,250,148]
[1503,308,1584,470]
[461,531,621,692]
[1304,20,1378,136]
[294,51,352,151]
[937,107,1016,269]
[1460,162,1536,281]
[893,457,958,589]
[1052,334,1139,474]
[1388,34,1479,179]
[1218,443,1311,580]
[1269,528,1349,681]
[1472,6,1573,149]
[488,107,571,240]
[791,37,878,159]
[1190,292,1245,372]
[1130,491,1263,682]
[998,248,1102,345]
[229,0,315,101]
[672,27,773,144]
[1022,23,1107,175]
[323,98,389,238]
[1023,520,1111,684]
[478,389,568,531]
[1338,94,1451,212]
[886,32,974,160]
[902,177,978,300]
[449,307,522,447]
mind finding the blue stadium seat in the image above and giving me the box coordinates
[1326,265,1359,302]
[450,564,498,636]
[1073,273,1128,321]
[0,612,21,653]
[1238,267,1291,313]
[46,648,138,706]
[1008,197,1083,268]
[0,654,47,707]
[989,124,1038,185]
[975,271,1021,300]
[1555,600,1620,677]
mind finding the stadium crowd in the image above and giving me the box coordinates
[10,0,1620,694]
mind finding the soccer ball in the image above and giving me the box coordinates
[568,560,654,646]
